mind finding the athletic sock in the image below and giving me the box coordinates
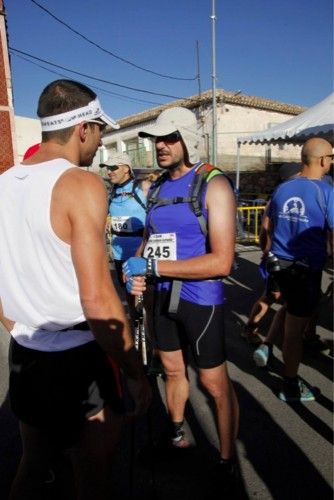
[218,457,234,474]
[170,421,184,440]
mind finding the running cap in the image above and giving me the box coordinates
[138,106,200,163]
[40,98,120,132]
[100,152,133,176]
[23,143,40,160]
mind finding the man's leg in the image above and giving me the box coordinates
[9,422,61,500]
[282,312,310,378]
[244,287,281,344]
[253,304,286,367]
[159,349,190,445]
[199,363,239,460]
[69,407,124,500]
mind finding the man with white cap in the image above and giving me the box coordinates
[100,152,146,290]
[0,79,151,499]
[122,106,239,484]
[101,152,164,375]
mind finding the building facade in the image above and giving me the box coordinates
[102,89,305,174]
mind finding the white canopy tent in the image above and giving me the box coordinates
[235,93,334,191]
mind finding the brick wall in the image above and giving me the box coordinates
[0,1,15,172]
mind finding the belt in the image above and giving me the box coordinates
[60,321,90,331]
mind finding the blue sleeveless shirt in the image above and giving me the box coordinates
[268,177,334,270]
[146,167,225,306]
[109,180,146,261]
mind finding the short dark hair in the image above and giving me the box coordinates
[37,79,97,144]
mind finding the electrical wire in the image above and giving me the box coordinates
[10,51,164,107]
[30,0,198,81]
[9,47,188,100]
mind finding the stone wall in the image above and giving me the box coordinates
[228,170,280,198]
[0,3,15,172]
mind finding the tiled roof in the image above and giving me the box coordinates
[114,89,306,130]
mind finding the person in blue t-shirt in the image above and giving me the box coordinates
[100,152,146,281]
[261,137,333,402]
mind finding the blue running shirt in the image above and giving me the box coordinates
[268,177,333,270]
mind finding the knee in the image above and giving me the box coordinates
[161,359,186,380]
[163,365,186,380]
[200,373,229,399]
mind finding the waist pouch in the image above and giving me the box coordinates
[277,258,314,275]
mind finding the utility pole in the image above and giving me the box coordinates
[210,0,217,165]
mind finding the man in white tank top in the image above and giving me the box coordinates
[0,79,151,499]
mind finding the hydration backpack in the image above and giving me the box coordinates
[147,163,234,236]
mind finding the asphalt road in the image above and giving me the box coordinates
[0,247,333,499]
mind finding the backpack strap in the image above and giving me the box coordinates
[131,179,147,212]
[146,171,169,212]
[189,163,227,237]
[109,179,147,211]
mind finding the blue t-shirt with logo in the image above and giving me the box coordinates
[268,177,333,270]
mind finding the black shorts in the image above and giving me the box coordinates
[9,339,124,447]
[154,291,226,369]
[274,267,322,317]
[265,274,281,295]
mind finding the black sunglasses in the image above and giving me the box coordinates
[155,131,181,143]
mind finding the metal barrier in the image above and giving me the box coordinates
[236,205,266,243]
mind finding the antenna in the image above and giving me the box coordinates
[211,0,217,165]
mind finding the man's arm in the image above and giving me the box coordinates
[259,202,272,254]
[151,175,236,279]
[53,169,150,412]
[0,299,14,333]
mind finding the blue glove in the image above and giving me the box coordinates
[122,257,147,277]
[122,257,159,278]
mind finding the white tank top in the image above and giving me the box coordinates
[0,159,94,351]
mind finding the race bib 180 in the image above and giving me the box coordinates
[111,216,133,233]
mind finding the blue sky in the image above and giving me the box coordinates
[6,0,334,121]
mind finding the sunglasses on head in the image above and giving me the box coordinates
[155,131,181,143]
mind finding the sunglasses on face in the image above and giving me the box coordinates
[155,131,182,144]
[87,120,107,132]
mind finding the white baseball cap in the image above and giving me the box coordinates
[100,152,133,176]
[138,107,200,163]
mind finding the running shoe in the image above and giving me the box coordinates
[253,344,271,367]
[303,335,330,353]
[208,459,238,496]
[171,431,191,449]
[278,379,319,402]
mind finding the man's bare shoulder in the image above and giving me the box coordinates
[207,172,233,190]
[206,173,235,204]
[55,168,107,199]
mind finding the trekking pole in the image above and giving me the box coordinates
[135,295,148,367]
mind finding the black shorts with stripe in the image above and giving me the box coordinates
[154,291,226,369]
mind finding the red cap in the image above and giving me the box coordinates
[23,143,40,160]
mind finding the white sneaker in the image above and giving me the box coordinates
[253,344,270,367]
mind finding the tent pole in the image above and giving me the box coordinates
[236,141,241,198]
